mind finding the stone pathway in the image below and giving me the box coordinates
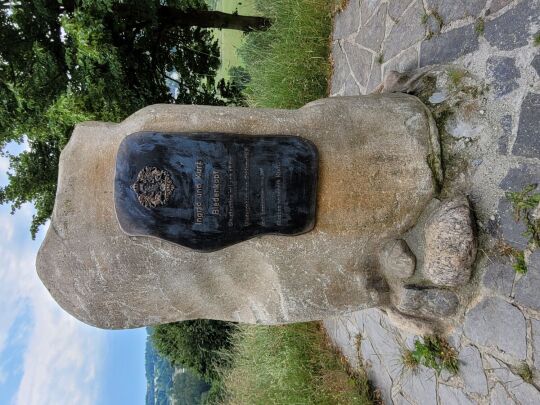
[325,0,540,404]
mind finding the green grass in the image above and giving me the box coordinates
[517,362,534,384]
[506,184,540,247]
[239,0,339,108]
[219,323,374,404]
[533,32,540,46]
[475,18,485,35]
[512,250,528,274]
[496,241,528,274]
[447,68,467,89]
[401,335,459,376]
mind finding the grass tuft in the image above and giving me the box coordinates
[475,18,485,35]
[534,32,540,46]
[447,68,467,89]
[517,362,534,384]
[219,323,374,404]
[495,241,528,274]
[512,250,528,274]
[505,184,540,246]
[421,13,429,25]
[239,0,339,109]
[401,336,458,376]
[401,349,420,371]
[376,53,384,64]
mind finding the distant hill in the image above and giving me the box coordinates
[145,330,211,405]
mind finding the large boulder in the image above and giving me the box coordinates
[37,95,441,328]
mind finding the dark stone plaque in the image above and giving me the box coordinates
[114,132,318,251]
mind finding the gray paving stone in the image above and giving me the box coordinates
[532,54,540,77]
[333,0,361,39]
[514,251,540,311]
[324,316,361,368]
[490,383,516,405]
[447,326,463,349]
[499,165,540,247]
[399,366,437,405]
[481,260,514,297]
[330,42,349,94]
[489,0,513,14]
[498,197,531,249]
[366,63,381,93]
[343,41,372,87]
[359,309,404,379]
[383,1,426,60]
[360,0,382,25]
[498,114,512,154]
[425,0,487,24]
[464,296,526,359]
[426,14,442,36]
[392,392,414,405]
[420,23,479,66]
[486,56,520,98]
[509,383,540,405]
[485,0,540,50]
[458,345,488,395]
[532,319,540,370]
[361,337,393,404]
[438,384,475,405]
[343,73,362,96]
[356,3,386,52]
[383,47,419,76]
[486,355,540,405]
[512,92,540,159]
[499,163,540,192]
[388,0,414,20]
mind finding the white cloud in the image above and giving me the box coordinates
[0,206,106,405]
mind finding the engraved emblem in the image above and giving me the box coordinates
[131,166,175,208]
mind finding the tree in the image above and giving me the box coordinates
[0,0,257,237]
[150,320,235,382]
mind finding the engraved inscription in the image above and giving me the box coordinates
[131,166,175,209]
[115,132,318,251]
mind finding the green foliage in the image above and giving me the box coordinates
[447,68,467,89]
[517,362,534,384]
[0,0,242,237]
[506,184,540,246]
[402,335,458,375]
[239,0,337,109]
[534,32,540,46]
[475,17,485,35]
[495,241,528,275]
[421,13,429,24]
[512,250,528,274]
[150,320,235,383]
[219,323,374,405]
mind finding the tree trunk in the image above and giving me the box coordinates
[114,4,270,32]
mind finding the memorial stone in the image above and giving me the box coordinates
[36,94,474,329]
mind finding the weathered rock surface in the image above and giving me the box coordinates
[424,197,477,287]
[379,239,416,279]
[395,285,459,318]
[464,297,526,360]
[37,95,441,329]
[458,345,488,395]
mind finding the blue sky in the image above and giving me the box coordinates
[0,142,147,405]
